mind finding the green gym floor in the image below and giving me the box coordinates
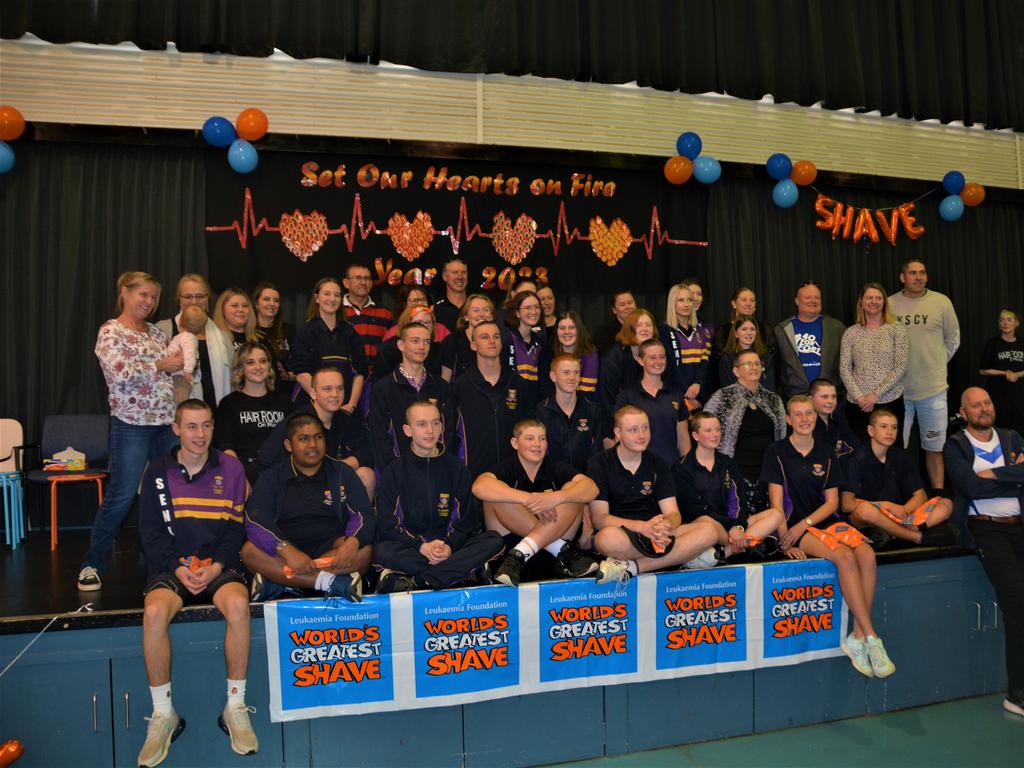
[547,695,1021,768]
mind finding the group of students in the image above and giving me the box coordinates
[84,262,1023,767]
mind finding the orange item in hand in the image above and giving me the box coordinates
[179,556,213,572]
[0,739,24,767]
[283,556,334,578]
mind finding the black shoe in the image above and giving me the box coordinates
[325,572,363,602]
[867,527,893,550]
[554,541,600,578]
[376,569,419,594]
[743,535,781,561]
[1003,692,1024,718]
[920,522,960,548]
[493,549,527,587]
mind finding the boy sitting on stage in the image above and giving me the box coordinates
[673,410,785,559]
[242,413,374,602]
[841,408,955,546]
[765,395,895,678]
[472,419,600,586]
[589,406,720,584]
[374,401,504,592]
[137,399,256,766]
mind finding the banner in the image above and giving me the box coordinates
[265,560,847,721]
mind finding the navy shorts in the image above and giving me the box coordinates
[622,526,674,559]
[145,567,247,603]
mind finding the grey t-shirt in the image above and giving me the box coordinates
[887,289,960,400]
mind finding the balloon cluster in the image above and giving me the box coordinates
[663,132,722,186]
[938,171,984,222]
[202,108,269,174]
[0,106,27,174]
[767,153,817,208]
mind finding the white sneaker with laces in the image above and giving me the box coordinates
[683,547,719,570]
[137,709,184,767]
[842,634,874,677]
[865,635,896,678]
[77,566,102,591]
[218,701,259,755]
[596,558,634,586]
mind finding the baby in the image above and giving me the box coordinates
[167,305,207,402]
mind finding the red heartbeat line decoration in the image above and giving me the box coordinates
[206,188,708,260]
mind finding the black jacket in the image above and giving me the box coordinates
[452,363,533,477]
[368,369,455,469]
[944,427,1024,547]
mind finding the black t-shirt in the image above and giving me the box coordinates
[214,389,294,467]
[587,447,675,521]
[614,382,687,465]
[255,322,296,373]
[842,443,923,503]
[760,438,839,524]
[734,404,775,481]
[981,335,1024,424]
[488,454,578,492]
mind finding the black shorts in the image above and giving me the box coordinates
[622,526,674,559]
[145,567,247,603]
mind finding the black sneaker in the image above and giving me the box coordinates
[1003,692,1024,718]
[920,523,960,548]
[493,550,527,587]
[867,527,893,550]
[376,569,419,594]
[748,535,781,560]
[325,572,363,603]
[554,541,600,578]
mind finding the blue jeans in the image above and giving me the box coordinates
[81,417,178,571]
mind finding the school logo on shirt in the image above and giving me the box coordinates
[640,480,654,496]
[835,439,854,458]
[671,400,680,411]
[577,418,590,432]
[505,389,518,410]
[811,463,825,478]
[437,493,450,518]
[323,489,333,505]
[212,475,224,496]
[338,484,347,503]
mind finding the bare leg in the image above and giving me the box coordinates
[485,501,579,549]
[593,527,645,559]
[635,522,718,572]
[356,467,376,501]
[143,589,184,686]
[241,541,319,590]
[800,536,877,638]
[853,544,877,620]
[924,450,944,490]
[212,582,250,680]
[851,502,923,544]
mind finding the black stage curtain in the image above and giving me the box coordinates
[0,142,207,440]
[2,0,1022,130]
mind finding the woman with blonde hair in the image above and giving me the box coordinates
[599,308,659,439]
[213,287,257,351]
[78,272,183,591]
[662,282,712,406]
[839,282,909,441]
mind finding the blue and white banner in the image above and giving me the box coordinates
[265,560,847,721]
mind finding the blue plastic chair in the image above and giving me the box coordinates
[1,418,27,549]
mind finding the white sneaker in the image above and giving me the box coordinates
[137,709,185,767]
[596,558,634,585]
[218,701,259,755]
[683,547,720,570]
[77,566,102,591]
[865,635,896,678]
[842,634,874,677]
[1003,697,1024,717]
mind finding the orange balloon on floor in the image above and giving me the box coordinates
[0,106,26,141]
[235,108,269,141]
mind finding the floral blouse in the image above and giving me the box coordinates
[95,319,175,425]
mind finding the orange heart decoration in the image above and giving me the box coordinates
[387,211,434,262]
[491,212,537,265]
[278,210,328,262]
[589,216,632,267]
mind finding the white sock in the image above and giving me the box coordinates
[624,560,639,577]
[544,539,567,557]
[150,683,172,716]
[314,571,336,592]
[226,678,246,707]
[514,537,540,561]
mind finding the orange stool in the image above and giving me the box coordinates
[48,473,106,550]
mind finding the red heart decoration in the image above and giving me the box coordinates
[278,210,329,262]
[387,211,434,262]
[491,212,537,265]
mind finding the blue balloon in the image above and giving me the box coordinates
[766,152,793,181]
[942,170,965,195]
[202,116,236,148]
[675,131,703,160]
[0,141,13,174]
[227,139,259,174]
[692,156,721,184]
[772,179,799,208]
[938,194,965,222]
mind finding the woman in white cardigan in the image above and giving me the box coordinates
[156,273,233,407]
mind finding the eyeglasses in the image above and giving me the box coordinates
[180,293,207,301]
[738,362,763,370]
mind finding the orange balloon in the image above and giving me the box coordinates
[960,182,985,207]
[0,106,26,141]
[236,108,269,141]
[790,159,817,186]
[663,155,693,185]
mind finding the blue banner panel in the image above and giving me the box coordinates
[762,560,842,658]
[655,568,746,669]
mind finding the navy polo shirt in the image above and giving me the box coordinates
[614,382,687,465]
[587,447,675,522]
[760,438,839,524]
[489,454,578,493]
[279,463,352,555]
[672,450,745,528]
[814,414,858,460]
[842,443,923,503]
[535,394,603,473]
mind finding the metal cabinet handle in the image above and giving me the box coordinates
[125,692,131,730]
[92,693,99,732]
[991,601,999,630]
[971,602,981,631]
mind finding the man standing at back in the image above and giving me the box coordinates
[433,258,469,333]
[775,282,846,400]
[889,259,960,490]
[342,262,393,376]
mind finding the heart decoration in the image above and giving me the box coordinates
[278,210,329,262]
[491,212,537,265]
[588,216,632,267]
[387,211,434,262]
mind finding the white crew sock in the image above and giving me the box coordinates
[227,678,246,707]
[544,539,568,557]
[150,683,173,716]
[513,536,540,561]
[314,571,336,592]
